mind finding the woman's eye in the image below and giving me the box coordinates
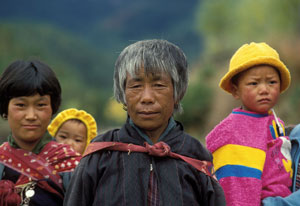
[16,103,25,107]
[127,83,140,89]
[155,84,164,87]
[37,102,48,107]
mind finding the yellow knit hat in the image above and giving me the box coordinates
[48,108,97,151]
[219,42,291,94]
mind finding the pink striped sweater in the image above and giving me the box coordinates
[206,108,292,206]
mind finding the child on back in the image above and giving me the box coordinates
[206,42,292,206]
[0,60,81,206]
[48,108,97,154]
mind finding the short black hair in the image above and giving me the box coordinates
[0,60,61,118]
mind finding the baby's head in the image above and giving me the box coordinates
[48,108,97,154]
[219,42,291,113]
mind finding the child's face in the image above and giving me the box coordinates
[55,120,87,154]
[7,94,52,151]
[231,65,281,114]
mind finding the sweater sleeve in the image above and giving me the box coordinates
[212,144,266,206]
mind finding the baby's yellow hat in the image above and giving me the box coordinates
[48,108,97,150]
[219,42,291,94]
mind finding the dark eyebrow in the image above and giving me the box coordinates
[38,96,50,101]
[13,97,26,101]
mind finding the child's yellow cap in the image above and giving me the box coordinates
[219,42,291,94]
[48,108,97,150]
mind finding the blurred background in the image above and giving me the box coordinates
[1,0,300,144]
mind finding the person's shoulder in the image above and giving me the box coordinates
[206,113,234,138]
[92,128,120,142]
[81,129,122,165]
[290,124,300,140]
[205,113,236,153]
[172,121,211,159]
[180,132,212,161]
[0,141,8,149]
[182,132,202,145]
[172,121,205,148]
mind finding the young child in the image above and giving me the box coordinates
[205,42,292,205]
[47,108,97,154]
[0,60,81,206]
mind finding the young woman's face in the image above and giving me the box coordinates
[7,94,52,151]
[55,120,87,154]
[232,65,281,114]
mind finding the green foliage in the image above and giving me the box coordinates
[289,85,300,112]
[176,75,213,129]
[0,119,9,143]
[0,22,113,128]
[195,0,300,56]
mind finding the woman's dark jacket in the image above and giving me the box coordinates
[64,120,225,206]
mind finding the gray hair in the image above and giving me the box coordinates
[113,39,189,114]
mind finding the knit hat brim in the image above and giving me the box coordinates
[47,108,97,151]
[220,51,291,94]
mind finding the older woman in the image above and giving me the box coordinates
[64,39,225,206]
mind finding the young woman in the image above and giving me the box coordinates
[0,60,81,206]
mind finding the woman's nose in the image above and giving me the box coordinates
[141,85,155,104]
[25,107,37,120]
